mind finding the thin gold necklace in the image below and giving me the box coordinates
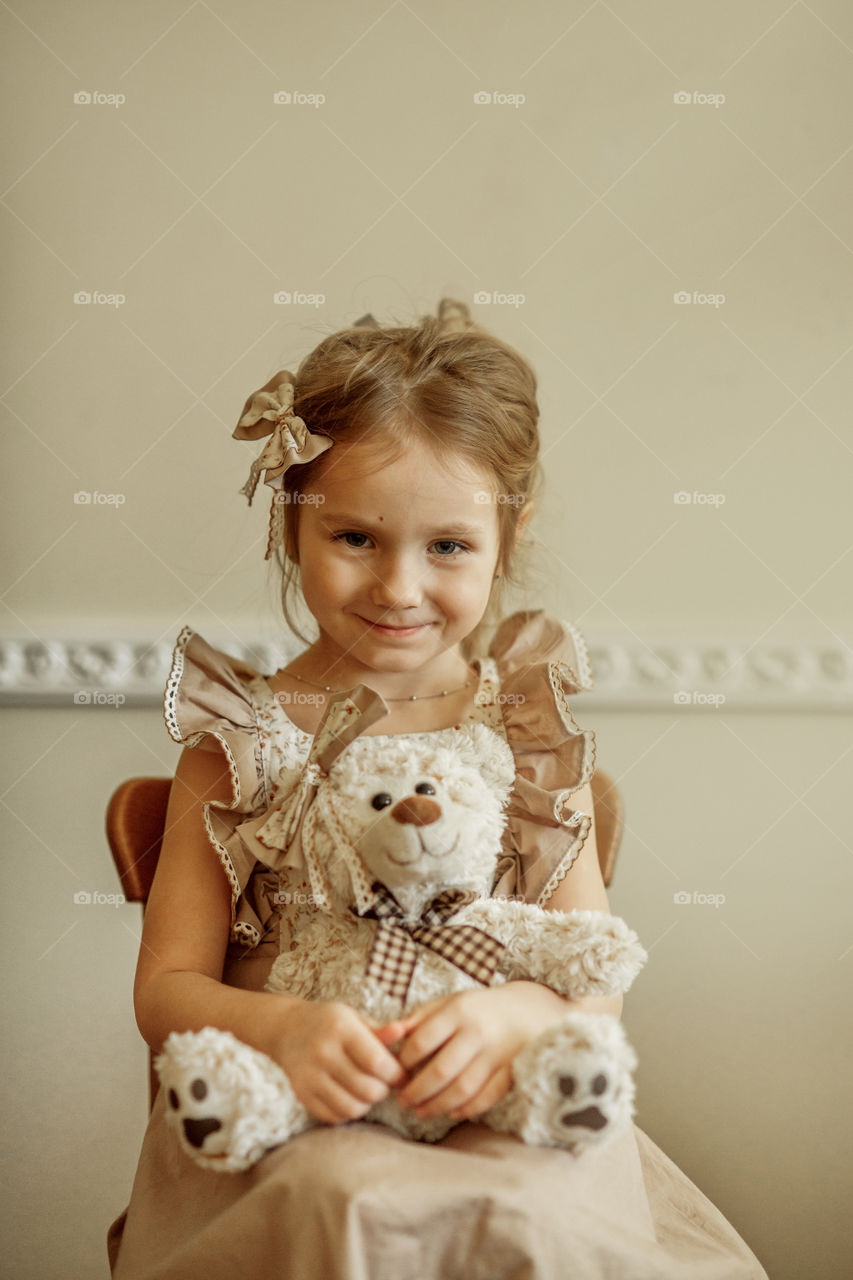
[285,667,477,702]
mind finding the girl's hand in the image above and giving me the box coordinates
[373,981,570,1122]
[267,999,409,1126]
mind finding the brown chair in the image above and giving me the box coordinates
[107,769,625,1111]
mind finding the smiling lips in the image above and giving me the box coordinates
[359,616,433,634]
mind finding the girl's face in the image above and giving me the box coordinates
[294,434,502,680]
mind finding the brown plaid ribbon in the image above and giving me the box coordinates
[352,885,506,1002]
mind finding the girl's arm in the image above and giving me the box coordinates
[133,744,406,1124]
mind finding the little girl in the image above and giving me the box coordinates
[107,301,768,1279]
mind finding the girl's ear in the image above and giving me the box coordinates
[515,503,533,541]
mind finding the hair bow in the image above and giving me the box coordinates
[232,369,333,560]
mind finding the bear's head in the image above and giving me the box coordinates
[305,721,516,920]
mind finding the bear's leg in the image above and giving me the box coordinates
[482,1012,638,1154]
[155,1026,316,1173]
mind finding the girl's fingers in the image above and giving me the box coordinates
[336,1062,394,1106]
[396,1031,481,1110]
[448,1065,513,1120]
[405,1051,496,1119]
[371,1021,405,1047]
[307,1077,368,1125]
[381,996,452,1045]
[344,1026,408,1087]
[305,1043,400,1121]
[395,1007,461,1073]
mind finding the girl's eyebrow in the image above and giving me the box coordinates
[321,510,486,537]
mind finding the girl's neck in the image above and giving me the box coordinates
[284,640,475,704]
[266,660,482,738]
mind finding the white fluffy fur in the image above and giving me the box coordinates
[156,726,647,1173]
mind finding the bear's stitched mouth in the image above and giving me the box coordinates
[421,830,460,862]
[560,1106,608,1131]
[386,832,459,866]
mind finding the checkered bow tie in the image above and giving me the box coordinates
[352,884,506,1003]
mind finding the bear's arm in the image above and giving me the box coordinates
[461,901,647,999]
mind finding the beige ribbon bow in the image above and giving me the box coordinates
[235,682,390,911]
[352,884,506,1003]
[232,369,333,560]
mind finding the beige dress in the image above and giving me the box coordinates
[107,611,769,1280]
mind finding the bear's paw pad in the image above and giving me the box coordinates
[548,1067,620,1148]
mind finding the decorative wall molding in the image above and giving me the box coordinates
[1,634,850,711]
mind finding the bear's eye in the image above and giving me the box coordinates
[415,782,436,795]
[371,792,393,810]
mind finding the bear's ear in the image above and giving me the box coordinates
[456,722,515,798]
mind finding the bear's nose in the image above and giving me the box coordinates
[390,795,442,827]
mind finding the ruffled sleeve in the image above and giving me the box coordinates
[487,610,597,909]
[163,626,281,952]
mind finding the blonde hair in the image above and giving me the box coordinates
[274,297,542,659]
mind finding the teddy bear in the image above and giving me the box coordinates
[156,717,647,1174]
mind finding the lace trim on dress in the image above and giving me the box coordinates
[486,612,599,909]
[531,661,597,907]
[164,625,244,803]
[534,810,593,908]
[200,804,251,939]
[560,618,594,692]
[164,626,268,948]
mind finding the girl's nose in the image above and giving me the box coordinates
[369,557,424,609]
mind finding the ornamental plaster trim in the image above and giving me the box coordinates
[0,634,849,710]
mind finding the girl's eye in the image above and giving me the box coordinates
[431,540,467,557]
[335,532,372,548]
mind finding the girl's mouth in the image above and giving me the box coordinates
[358,617,433,637]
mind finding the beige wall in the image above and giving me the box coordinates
[2,3,852,1277]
